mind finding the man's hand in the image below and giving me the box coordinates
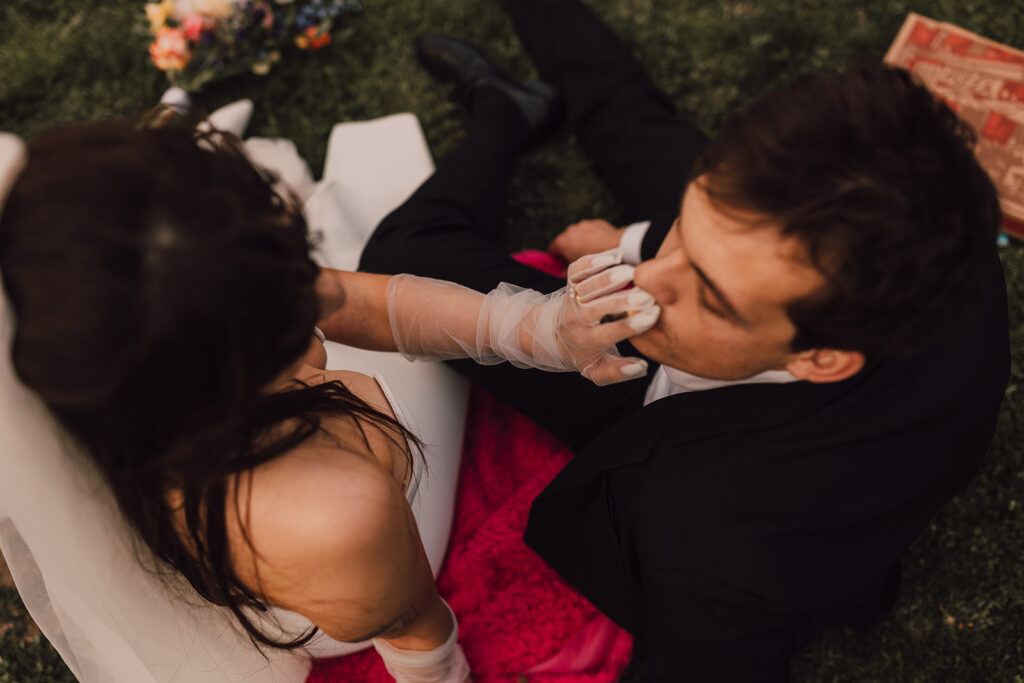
[548,219,623,263]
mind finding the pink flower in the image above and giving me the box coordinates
[181,13,207,42]
[149,27,191,71]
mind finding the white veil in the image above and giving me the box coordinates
[0,133,310,682]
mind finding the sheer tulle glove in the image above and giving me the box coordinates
[386,248,660,385]
[372,600,472,683]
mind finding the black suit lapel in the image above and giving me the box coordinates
[541,373,864,495]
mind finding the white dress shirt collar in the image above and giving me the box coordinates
[644,365,800,405]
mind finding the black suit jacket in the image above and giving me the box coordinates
[525,217,1010,681]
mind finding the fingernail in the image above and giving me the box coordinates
[628,306,660,331]
[590,252,619,270]
[620,361,648,377]
[607,265,635,286]
[627,290,655,308]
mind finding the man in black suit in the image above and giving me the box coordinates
[359,0,1010,679]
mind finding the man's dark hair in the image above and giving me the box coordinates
[691,63,1001,360]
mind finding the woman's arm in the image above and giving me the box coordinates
[314,250,661,386]
[316,269,398,351]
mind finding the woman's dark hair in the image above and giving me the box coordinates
[0,120,420,649]
[691,63,1002,360]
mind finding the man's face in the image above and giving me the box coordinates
[630,178,826,380]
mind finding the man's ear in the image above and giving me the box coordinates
[784,348,865,384]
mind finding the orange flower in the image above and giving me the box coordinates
[295,25,330,50]
[149,27,191,71]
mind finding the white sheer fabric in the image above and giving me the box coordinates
[384,256,658,386]
[0,113,469,680]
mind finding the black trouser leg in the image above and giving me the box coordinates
[358,1,719,448]
[508,0,709,221]
[360,91,651,449]
[360,89,556,291]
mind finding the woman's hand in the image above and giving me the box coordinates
[549,248,660,385]
[384,250,659,386]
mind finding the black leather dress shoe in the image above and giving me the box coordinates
[416,32,562,138]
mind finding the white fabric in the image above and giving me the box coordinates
[372,600,472,683]
[618,220,650,265]
[204,98,254,138]
[244,137,317,203]
[159,87,192,115]
[309,113,436,272]
[643,366,799,405]
[0,111,469,680]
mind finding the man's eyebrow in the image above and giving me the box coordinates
[692,263,748,326]
[676,189,748,326]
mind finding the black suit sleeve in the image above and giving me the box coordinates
[640,568,794,682]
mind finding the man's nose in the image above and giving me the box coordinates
[634,255,678,306]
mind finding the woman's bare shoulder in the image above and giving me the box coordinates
[230,443,403,560]
[227,443,418,610]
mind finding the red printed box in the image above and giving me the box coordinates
[885,13,1024,241]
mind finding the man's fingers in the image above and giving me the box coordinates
[548,227,580,255]
[551,220,623,263]
[566,247,623,283]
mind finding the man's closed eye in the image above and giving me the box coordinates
[698,285,728,319]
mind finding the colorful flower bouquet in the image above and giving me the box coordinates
[146,0,361,106]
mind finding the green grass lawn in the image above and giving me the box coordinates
[1,1,1022,681]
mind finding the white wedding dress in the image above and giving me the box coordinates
[0,111,469,681]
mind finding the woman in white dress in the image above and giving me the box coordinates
[0,121,658,682]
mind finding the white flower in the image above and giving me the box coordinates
[174,0,234,17]
[197,0,236,16]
